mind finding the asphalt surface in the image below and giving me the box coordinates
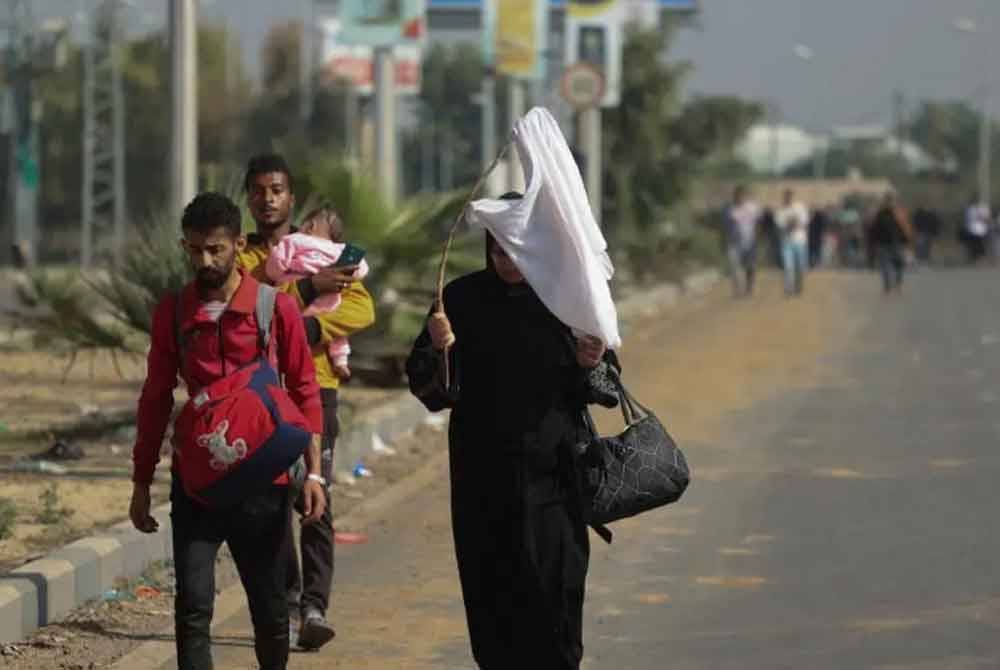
[194,269,1000,670]
[582,270,1000,670]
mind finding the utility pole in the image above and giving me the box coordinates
[80,0,127,267]
[507,78,526,192]
[169,0,198,219]
[579,107,601,225]
[2,0,39,267]
[374,46,397,205]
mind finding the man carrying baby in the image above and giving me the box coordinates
[238,153,376,650]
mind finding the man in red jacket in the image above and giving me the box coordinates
[128,192,326,670]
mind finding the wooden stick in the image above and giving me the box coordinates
[434,142,511,388]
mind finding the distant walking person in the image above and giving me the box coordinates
[870,193,908,294]
[808,205,830,268]
[724,185,761,297]
[963,199,990,264]
[775,189,810,296]
[238,154,376,651]
[912,206,941,264]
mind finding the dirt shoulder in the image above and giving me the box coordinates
[0,343,401,572]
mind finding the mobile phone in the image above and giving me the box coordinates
[334,242,366,267]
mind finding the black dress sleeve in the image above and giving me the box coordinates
[406,307,460,412]
[560,328,622,409]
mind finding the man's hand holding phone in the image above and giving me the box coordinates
[313,243,366,294]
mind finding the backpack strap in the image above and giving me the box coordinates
[175,284,277,360]
[255,283,278,355]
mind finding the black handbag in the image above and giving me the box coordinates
[577,367,690,538]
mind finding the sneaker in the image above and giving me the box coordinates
[288,618,300,650]
[297,608,336,651]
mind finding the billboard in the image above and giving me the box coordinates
[321,19,422,95]
[565,0,623,107]
[338,0,427,46]
[483,0,548,79]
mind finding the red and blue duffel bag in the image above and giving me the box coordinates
[172,284,312,506]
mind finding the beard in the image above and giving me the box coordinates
[194,262,233,291]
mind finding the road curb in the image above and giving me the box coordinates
[0,268,721,647]
[0,504,173,645]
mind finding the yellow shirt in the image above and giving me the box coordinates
[238,240,376,389]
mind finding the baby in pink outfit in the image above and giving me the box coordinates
[266,207,370,380]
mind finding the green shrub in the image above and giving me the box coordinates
[36,484,74,526]
[0,498,16,540]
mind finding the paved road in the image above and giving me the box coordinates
[582,270,1000,670]
[197,269,1000,670]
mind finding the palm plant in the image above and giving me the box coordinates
[15,159,482,383]
[299,155,482,348]
[12,270,135,379]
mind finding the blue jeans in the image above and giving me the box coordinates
[781,241,808,295]
[727,244,756,296]
[876,244,904,292]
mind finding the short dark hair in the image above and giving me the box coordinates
[181,192,242,238]
[244,153,294,193]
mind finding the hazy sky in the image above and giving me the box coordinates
[24,0,1000,132]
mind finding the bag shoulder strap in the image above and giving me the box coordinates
[255,283,278,354]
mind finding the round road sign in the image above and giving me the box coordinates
[560,63,606,110]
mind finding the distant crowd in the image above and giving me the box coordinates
[722,185,998,297]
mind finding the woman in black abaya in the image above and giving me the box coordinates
[406,214,613,670]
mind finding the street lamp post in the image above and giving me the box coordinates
[793,43,827,180]
[169,0,198,218]
[954,17,992,206]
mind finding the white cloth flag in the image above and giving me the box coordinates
[466,107,622,349]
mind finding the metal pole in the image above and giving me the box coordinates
[5,0,38,267]
[481,70,496,193]
[80,11,94,268]
[170,0,198,218]
[580,106,602,226]
[506,78,525,192]
[374,46,397,205]
[111,7,126,265]
[980,95,992,206]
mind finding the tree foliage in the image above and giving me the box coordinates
[603,24,764,258]
[906,101,980,169]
